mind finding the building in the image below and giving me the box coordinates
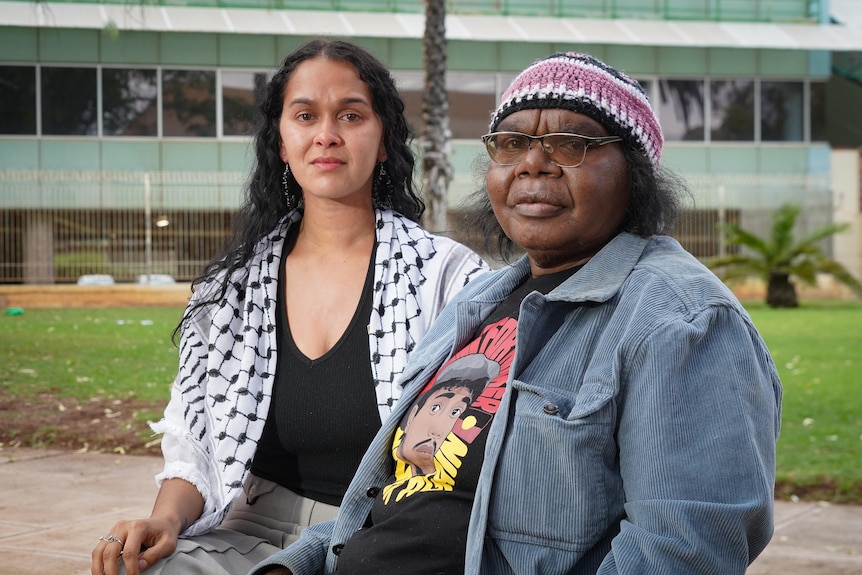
[1,0,860,285]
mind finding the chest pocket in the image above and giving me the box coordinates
[488,373,619,553]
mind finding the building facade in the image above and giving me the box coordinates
[1,0,861,284]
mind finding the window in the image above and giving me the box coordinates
[392,70,427,137]
[636,78,653,101]
[393,70,496,139]
[102,68,158,137]
[658,79,705,141]
[41,67,98,135]
[711,79,754,141]
[447,72,496,139]
[162,69,216,137]
[222,70,268,137]
[0,65,36,135]
[635,78,658,125]
[809,81,826,142]
[761,81,803,141]
[0,65,827,145]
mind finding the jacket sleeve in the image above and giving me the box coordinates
[598,304,782,574]
[248,518,335,575]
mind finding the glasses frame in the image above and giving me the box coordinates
[481,131,623,168]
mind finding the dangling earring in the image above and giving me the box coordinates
[282,163,293,210]
[373,162,394,208]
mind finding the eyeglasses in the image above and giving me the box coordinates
[481,131,623,168]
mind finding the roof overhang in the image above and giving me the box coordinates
[3,1,862,51]
[831,0,862,29]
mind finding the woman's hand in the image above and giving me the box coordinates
[91,478,204,575]
[91,516,179,575]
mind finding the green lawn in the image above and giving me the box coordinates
[745,300,862,502]
[1,301,861,502]
[0,307,183,403]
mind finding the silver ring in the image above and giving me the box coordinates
[99,534,123,545]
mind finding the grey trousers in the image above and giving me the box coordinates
[129,474,339,575]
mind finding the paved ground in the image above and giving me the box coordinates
[1,446,860,575]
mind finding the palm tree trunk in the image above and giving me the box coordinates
[420,0,451,232]
[767,272,799,308]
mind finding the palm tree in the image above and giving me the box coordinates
[708,203,862,308]
[420,0,451,232]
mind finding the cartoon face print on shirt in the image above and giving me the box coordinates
[397,360,493,475]
[383,318,517,503]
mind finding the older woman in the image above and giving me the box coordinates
[253,51,782,575]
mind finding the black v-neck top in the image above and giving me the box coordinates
[251,228,382,505]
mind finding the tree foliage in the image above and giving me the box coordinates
[708,203,862,307]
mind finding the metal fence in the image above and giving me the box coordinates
[1,170,244,284]
[0,169,833,284]
[675,172,834,259]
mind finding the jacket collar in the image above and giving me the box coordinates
[478,232,649,305]
[548,232,649,303]
[395,233,648,390]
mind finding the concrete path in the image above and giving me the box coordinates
[1,447,860,574]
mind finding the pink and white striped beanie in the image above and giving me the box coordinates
[489,52,663,168]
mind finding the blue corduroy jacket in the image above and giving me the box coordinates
[252,232,782,575]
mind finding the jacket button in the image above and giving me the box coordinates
[543,402,559,415]
[332,543,344,555]
[365,486,380,498]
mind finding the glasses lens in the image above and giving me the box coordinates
[543,135,587,167]
[487,133,530,165]
[485,133,591,167]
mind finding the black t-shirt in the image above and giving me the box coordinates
[335,265,579,574]
[251,229,382,506]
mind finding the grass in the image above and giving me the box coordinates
[1,301,861,502]
[0,307,183,442]
[744,299,862,503]
[0,307,182,402]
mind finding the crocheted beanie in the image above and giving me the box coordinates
[489,52,663,168]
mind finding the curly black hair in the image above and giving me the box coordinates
[175,39,423,341]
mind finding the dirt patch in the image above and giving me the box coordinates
[775,478,862,505]
[2,394,860,504]
[0,284,191,309]
[0,392,163,456]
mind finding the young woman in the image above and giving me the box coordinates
[91,39,487,575]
